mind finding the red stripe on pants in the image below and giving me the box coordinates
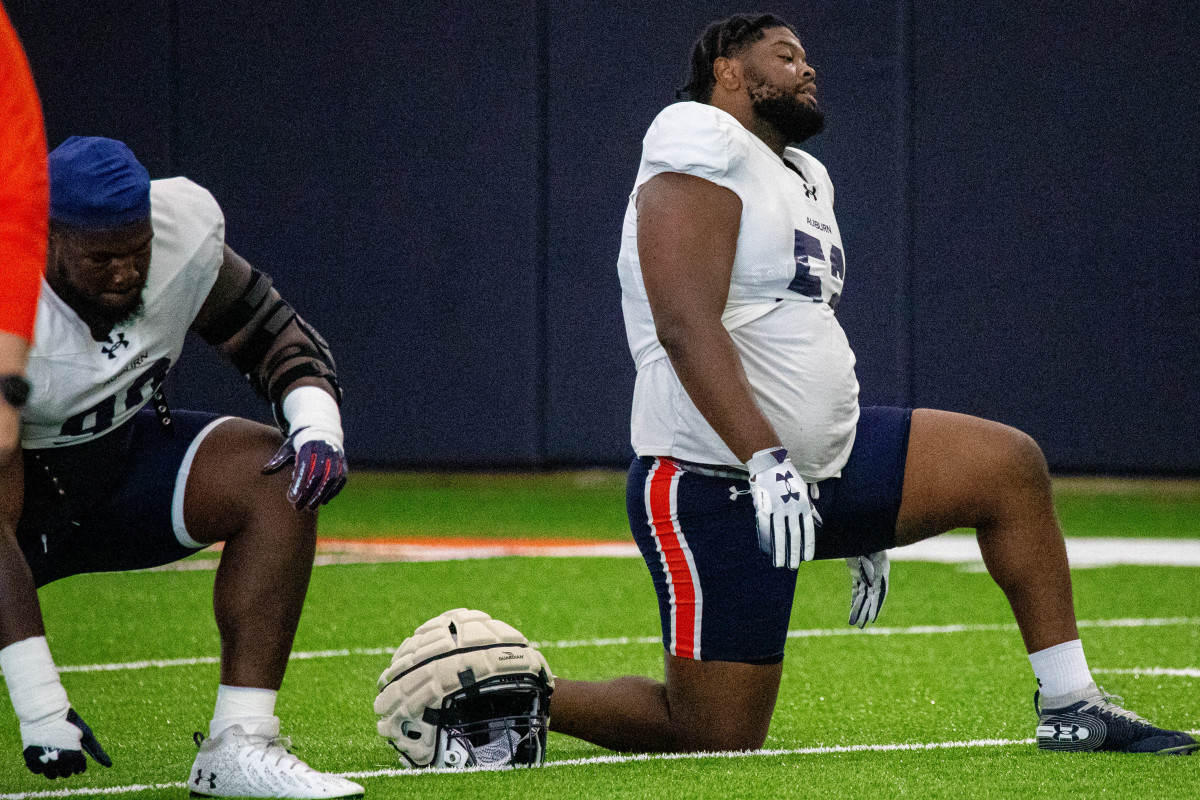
[648,459,697,659]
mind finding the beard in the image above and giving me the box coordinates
[746,71,826,144]
[52,273,146,337]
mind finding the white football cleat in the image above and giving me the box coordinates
[188,719,364,799]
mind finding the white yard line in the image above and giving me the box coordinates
[7,652,1200,800]
[6,726,1200,799]
[1093,667,1200,678]
[149,534,1200,571]
[896,535,1200,569]
[50,617,1200,674]
[8,730,1200,798]
[0,784,187,800]
[344,735,1042,779]
[0,736,1037,799]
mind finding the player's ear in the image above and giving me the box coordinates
[712,56,742,94]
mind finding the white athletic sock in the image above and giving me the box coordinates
[1029,639,1093,699]
[210,684,278,737]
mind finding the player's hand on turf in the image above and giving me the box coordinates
[263,425,348,510]
[23,708,112,779]
[846,551,890,628]
[747,446,820,569]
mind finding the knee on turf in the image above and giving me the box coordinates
[674,720,768,753]
[669,702,771,753]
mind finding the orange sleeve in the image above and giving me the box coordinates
[0,6,48,342]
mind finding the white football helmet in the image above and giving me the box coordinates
[375,608,554,769]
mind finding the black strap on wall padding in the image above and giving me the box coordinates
[198,269,273,346]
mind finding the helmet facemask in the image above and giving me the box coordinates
[432,675,550,769]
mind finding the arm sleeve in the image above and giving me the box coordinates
[634,102,748,195]
[0,8,48,342]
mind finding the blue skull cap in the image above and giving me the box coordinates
[49,136,151,228]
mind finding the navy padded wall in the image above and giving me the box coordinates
[10,1,1198,471]
[165,1,544,465]
[909,1,1200,471]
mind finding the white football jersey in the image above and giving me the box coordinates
[618,102,859,479]
[22,177,225,448]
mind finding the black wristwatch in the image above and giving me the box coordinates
[1,375,30,409]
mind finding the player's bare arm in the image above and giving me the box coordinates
[0,440,111,778]
[0,444,40,648]
[637,173,779,462]
[639,171,820,567]
[0,340,36,655]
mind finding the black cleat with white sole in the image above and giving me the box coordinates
[1035,682,1198,755]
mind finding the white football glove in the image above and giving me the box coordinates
[847,551,890,628]
[747,447,820,569]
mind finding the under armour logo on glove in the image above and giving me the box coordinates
[195,769,218,789]
[747,447,821,569]
[776,471,801,502]
[263,427,348,510]
[23,708,112,780]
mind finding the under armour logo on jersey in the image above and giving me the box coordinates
[729,485,751,501]
[100,333,130,359]
[776,471,801,502]
[195,769,217,789]
[804,183,818,201]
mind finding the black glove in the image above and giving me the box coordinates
[23,708,112,779]
[263,427,348,510]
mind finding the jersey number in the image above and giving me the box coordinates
[59,357,172,438]
[787,229,843,299]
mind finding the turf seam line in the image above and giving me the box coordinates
[46,617,1200,674]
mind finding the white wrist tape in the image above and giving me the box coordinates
[0,636,77,749]
[745,446,788,478]
[282,386,344,450]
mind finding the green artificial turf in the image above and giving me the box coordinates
[1,476,1198,798]
[317,472,1200,541]
[1050,478,1200,539]
[317,471,630,540]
